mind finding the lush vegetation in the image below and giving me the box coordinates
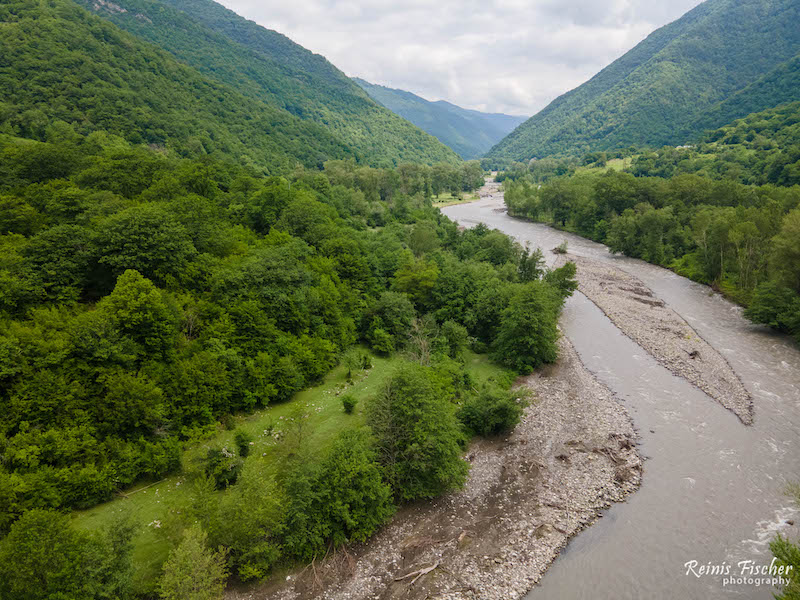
[487,0,800,161]
[74,0,460,168]
[0,124,575,597]
[504,163,800,342]
[0,0,361,175]
[353,78,526,160]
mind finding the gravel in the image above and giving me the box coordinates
[228,337,641,600]
[559,255,754,425]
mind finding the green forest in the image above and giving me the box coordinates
[487,0,800,162]
[70,0,461,168]
[502,103,800,343]
[353,78,526,160]
[0,127,576,598]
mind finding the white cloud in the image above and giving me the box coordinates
[218,0,705,115]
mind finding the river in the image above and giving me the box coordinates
[442,191,800,599]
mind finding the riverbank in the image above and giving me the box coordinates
[559,254,754,425]
[230,336,641,600]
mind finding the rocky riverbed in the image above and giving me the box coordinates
[559,254,754,425]
[229,337,641,600]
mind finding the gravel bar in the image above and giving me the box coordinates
[561,254,754,425]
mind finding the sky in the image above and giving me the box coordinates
[218,0,705,117]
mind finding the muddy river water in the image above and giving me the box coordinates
[443,193,800,599]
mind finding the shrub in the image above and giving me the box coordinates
[234,429,253,458]
[341,394,357,414]
[458,385,526,436]
[283,429,394,559]
[203,447,242,489]
[159,525,227,600]
[367,362,468,500]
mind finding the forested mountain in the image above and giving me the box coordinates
[629,101,800,185]
[0,0,355,173]
[353,78,526,159]
[488,0,800,161]
[73,0,460,167]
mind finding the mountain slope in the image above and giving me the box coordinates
[687,52,800,137]
[76,0,460,167]
[353,78,526,159]
[0,0,354,173]
[488,0,800,161]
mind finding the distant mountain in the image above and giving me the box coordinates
[74,0,460,167]
[353,79,526,159]
[0,0,354,173]
[488,0,800,161]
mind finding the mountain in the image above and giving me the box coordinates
[488,0,800,161]
[0,0,355,173]
[353,78,526,159]
[73,0,460,167]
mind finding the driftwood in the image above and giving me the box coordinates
[394,562,440,586]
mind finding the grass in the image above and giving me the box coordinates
[432,191,479,208]
[72,348,510,593]
[573,156,634,175]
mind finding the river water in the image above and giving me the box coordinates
[442,193,800,600]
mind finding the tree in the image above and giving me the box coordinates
[159,525,227,600]
[493,281,562,372]
[0,509,134,600]
[366,362,468,500]
[98,270,180,359]
[283,429,394,559]
[94,204,197,290]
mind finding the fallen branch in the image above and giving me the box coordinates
[395,562,440,586]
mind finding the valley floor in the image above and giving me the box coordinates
[230,336,642,600]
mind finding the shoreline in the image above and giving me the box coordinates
[230,336,642,600]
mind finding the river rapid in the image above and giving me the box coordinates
[442,191,800,600]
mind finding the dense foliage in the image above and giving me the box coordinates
[504,167,800,342]
[0,0,361,174]
[487,0,800,161]
[0,125,575,596]
[74,0,460,168]
[353,78,526,160]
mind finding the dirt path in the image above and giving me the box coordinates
[229,337,641,600]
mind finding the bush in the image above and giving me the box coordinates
[159,525,227,600]
[458,385,526,436]
[283,429,394,560]
[493,281,563,373]
[203,447,242,489]
[367,362,468,500]
[341,394,357,414]
[234,429,253,458]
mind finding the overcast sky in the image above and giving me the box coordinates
[218,0,705,117]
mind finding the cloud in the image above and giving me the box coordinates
[218,0,704,115]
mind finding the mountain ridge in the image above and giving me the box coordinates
[353,78,526,159]
[488,0,800,161]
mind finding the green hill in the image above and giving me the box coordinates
[74,0,460,167]
[488,0,800,161]
[353,78,526,159]
[0,0,354,173]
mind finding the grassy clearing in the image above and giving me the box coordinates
[573,157,634,175]
[72,349,509,591]
[432,191,480,208]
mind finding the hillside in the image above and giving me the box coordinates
[0,0,354,173]
[488,0,800,161]
[629,100,800,185]
[354,78,526,159]
[75,0,460,167]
